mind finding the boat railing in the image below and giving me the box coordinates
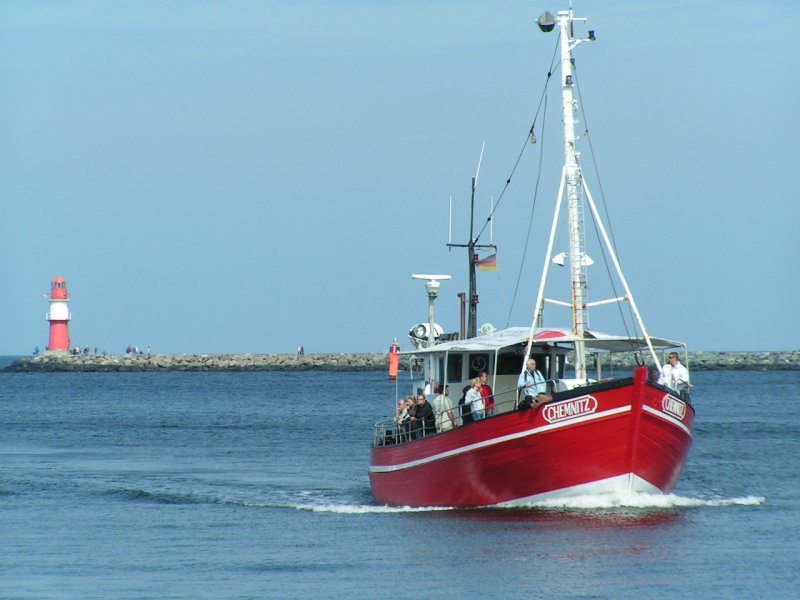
[373,387,523,448]
[373,375,663,447]
[469,386,519,417]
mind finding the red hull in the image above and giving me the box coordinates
[369,367,694,507]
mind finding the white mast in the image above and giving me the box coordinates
[558,9,589,380]
[533,8,595,381]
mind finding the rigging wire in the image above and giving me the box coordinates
[505,90,549,327]
[474,34,561,247]
[467,35,562,327]
[506,36,561,326]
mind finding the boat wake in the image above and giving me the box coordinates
[105,487,222,505]
[252,487,456,514]
[280,503,454,514]
[511,492,766,510]
[104,485,455,514]
[105,485,765,515]
[268,492,767,515]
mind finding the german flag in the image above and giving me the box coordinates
[476,253,497,271]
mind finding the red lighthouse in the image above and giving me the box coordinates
[46,276,71,352]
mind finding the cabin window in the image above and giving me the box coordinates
[527,353,567,380]
[468,353,490,379]
[446,354,463,382]
[528,353,547,378]
[496,352,524,375]
[555,354,566,378]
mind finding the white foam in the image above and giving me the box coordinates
[518,492,766,510]
[236,500,455,513]
[290,503,454,514]
[241,493,766,514]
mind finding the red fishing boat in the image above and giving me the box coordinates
[369,7,694,507]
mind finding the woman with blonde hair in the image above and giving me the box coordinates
[395,396,414,442]
[465,377,485,421]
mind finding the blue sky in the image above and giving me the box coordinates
[2,0,798,355]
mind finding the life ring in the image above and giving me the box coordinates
[471,355,487,373]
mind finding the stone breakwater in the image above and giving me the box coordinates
[4,351,799,372]
[604,351,798,371]
[4,353,390,372]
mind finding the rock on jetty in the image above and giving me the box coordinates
[3,351,798,372]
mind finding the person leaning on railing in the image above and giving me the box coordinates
[458,385,473,424]
[658,352,691,392]
[433,384,457,432]
[397,396,415,442]
[408,394,436,439]
[394,398,409,441]
[465,378,486,421]
[517,358,552,409]
[658,351,692,402]
[480,371,495,416]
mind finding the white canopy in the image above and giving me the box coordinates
[402,326,684,355]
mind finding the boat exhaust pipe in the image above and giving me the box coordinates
[458,292,467,340]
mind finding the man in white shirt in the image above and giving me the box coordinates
[433,384,457,432]
[659,352,691,393]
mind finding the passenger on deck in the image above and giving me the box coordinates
[433,384,457,432]
[400,396,415,442]
[518,358,551,409]
[465,378,486,421]
[458,385,473,424]
[479,371,495,416]
[394,399,408,429]
[412,394,436,438]
[659,352,692,394]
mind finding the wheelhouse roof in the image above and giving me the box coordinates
[402,326,684,355]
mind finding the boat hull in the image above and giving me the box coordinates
[369,367,694,507]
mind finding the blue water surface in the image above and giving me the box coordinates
[1,365,798,599]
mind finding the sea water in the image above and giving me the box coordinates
[1,361,798,599]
